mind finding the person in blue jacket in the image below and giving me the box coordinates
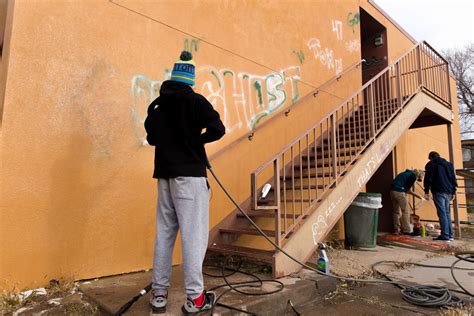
[423,151,458,241]
[390,169,424,235]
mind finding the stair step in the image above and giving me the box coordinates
[280,183,327,190]
[236,210,299,218]
[256,191,312,203]
[282,170,346,179]
[348,111,395,121]
[318,144,363,153]
[219,228,278,237]
[281,183,327,190]
[336,132,370,140]
[303,148,360,160]
[297,159,356,168]
[322,137,365,145]
[207,244,274,262]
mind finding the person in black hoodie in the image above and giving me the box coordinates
[144,51,225,314]
[423,151,458,241]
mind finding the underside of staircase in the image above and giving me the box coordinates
[207,42,454,277]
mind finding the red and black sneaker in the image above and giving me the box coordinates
[181,291,216,315]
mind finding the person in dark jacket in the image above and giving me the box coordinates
[423,151,458,241]
[144,51,225,314]
[390,169,424,235]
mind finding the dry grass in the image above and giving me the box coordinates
[392,260,413,270]
[325,239,346,250]
[46,278,77,297]
[0,288,23,315]
[0,278,77,315]
[59,302,98,316]
[440,304,474,316]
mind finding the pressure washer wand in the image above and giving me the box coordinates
[115,283,152,316]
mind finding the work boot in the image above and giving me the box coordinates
[181,291,216,315]
[150,290,168,313]
[432,235,450,242]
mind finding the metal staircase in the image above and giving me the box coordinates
[208,41,453,277]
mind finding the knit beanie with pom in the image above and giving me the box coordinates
[170,51,195,86]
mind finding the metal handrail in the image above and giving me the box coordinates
[284,59,366,116]
[250,41,452,247]
[254,42,450,174]
[208,59,365,161]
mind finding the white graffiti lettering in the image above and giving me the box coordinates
[312,196,343,245]
[332,20,343,40]
[307,38,343,76]
[356,142,391,189]
[345,39,360,53]
[130,66,301,144]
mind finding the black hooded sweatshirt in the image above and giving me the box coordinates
[144,80,225,178]
[423,157,458,195]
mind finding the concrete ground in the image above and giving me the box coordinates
[78,264,336,315]
[296,236,474,316]
[7,230,474,315]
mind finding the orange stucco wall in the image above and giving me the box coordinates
[0,0,464,289]
[0,0,363,289]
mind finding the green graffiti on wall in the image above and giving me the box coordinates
[254,81,263,107]
[184,38,201,53]
[131,65,301,142]
[293,50,305,64]
[347,12,360,33]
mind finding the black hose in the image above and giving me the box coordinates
[208,165,474,309]
[400,285,460,307]
[450,253,474,296]
[115,165,473,314]
[205,256,285,315]
[371,257,474,307]
[208,166,413,286]
[288,299,301,315]
[115,284,152,315]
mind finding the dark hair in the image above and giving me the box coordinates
[428,151,440,160]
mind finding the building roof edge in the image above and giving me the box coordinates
[367,0,417,44]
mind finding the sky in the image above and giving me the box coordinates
[375,0,474,51]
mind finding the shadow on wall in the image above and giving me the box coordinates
[48,133,94,281]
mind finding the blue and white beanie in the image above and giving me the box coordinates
[170,51,195,86]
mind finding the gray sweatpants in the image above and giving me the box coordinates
[152,177,210,299]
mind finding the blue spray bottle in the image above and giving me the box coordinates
[317,243,329,274]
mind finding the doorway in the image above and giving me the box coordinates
[360,8,388,84]
[366,152,395,232]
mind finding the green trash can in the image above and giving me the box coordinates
[344,192,382,248]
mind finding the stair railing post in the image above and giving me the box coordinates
[446,62,452,105]
[416,45,423,88]
[274,158,281,247]
[251,173,257,210]
[368,84,376,138]
[330,114,337,184]
[395,62,402,110]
